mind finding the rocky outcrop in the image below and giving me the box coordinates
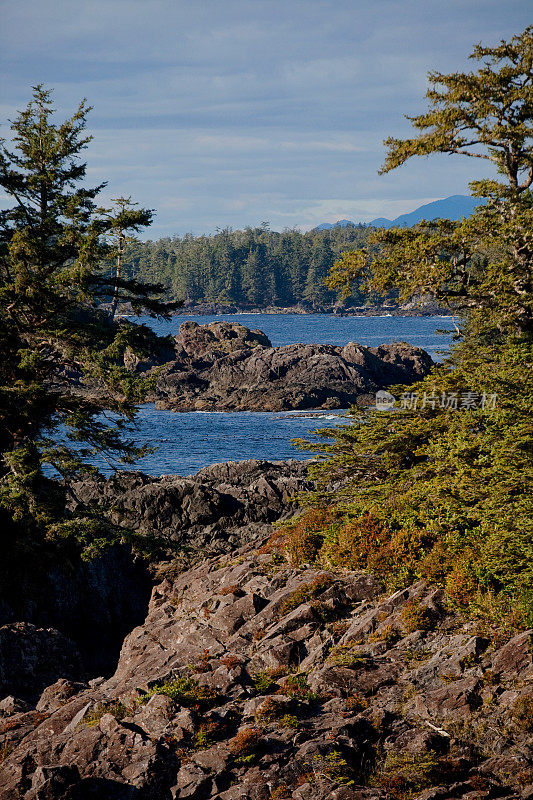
[139,321,433,411]
[53,319,433,411]
[162,300,448,316]
[1,538,531,799]
[0,543,153,681]
[69,459,312,564]
[0,460,311,713]
[0,624,83,704]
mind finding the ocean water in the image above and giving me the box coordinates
[107,407,349,477]
[81,314,456,476]
[133,312,456,361]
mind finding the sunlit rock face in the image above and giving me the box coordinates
[147,321,433,411]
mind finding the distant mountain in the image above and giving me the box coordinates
[315,195,483,231]
[315,219,355,231]
[371,195,483,228]
[367,217,393,228]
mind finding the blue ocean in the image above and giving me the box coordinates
[85,314,456,476]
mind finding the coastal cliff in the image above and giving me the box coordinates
[1,531,531,799]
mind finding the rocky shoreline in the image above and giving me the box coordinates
[116,299,449,317]
[0,457,531,799]
[0,460,312,701]
[126,321,433,412]
[57,320,434,412]
[3,330,530,800]
[69,459,313,566]
[1,532,531,799]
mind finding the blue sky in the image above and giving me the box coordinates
[0,0,529,238]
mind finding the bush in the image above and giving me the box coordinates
[281,672,318,703]
[141,677,221,709]
[274,509,336,564]
[313,749,355,785]
[344,695,368,712]
[367,625,401,645]
[253,667,286,694]
[278,575,333,617]
[278,714,300,729]
[327,645,369,669]
[84,701,127,728]
[229,726,263,763]
[375,752,441,798]
[513,696,533,731]
[400,601,433,633]
[193,721,222,750]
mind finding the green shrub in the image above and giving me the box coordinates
[327,645,369,669]
[282,672,319,703]
[277,714,300,729]
[314,749,355,785]
[278,575,333,617]
[375,752,441,798]
[141,677,221,709]
[84,701,127,728]
[253,667,286,694]
[193,721,221,750]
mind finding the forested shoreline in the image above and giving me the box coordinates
[119,223,379,308]
[0,21,532,800]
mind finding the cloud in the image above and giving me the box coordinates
[1,0,530,234]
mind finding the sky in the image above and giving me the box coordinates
[0,0,530,239]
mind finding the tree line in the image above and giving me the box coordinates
[120,224,374,308]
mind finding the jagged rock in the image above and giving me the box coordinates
[36,680,89,714]
[68,459,312,562]
[491,631,533,676]
[0,623,82,703]
[0,542,153,685]
[0,696,30,717]
[26,765,81,800]
[142,321,433,411]
[1,541,530,799]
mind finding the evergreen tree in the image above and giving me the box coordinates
[271,231,297,306]
[303,236,335,306]
[241,248,264,305]
[0,86,173,553]
[122,224,372,308]
[98,196,154,319]
[287,27,533,628]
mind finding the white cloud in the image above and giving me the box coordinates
[0,0,529,234]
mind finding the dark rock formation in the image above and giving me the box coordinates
[0,624,82,704]
[1,538,531,799]
[0,459,311,718]
[0,543,153,681]
[145,321,433,411]
[69,459,312,564]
